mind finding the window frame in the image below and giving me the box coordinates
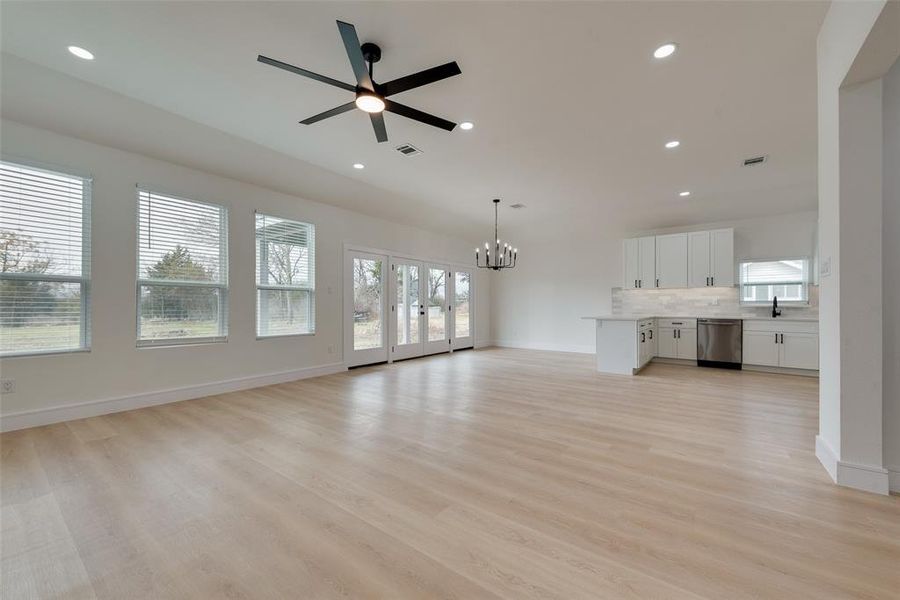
[135,186,229,347]
[0,157,92,358]
[254,211,316,339]
[738,256,811,306]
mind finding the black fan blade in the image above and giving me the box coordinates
[300,102,357,125]
[258,55,355,92]
[384,99,456,132]
[380,62,462,97]
[336,21,374,91]
[370,112,388,143]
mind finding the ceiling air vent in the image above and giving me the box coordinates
[510,203,526,209]
[395,143,422,156]
[742,155,768,167]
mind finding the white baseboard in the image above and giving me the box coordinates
[0,362,347,433]
[492,339,594,354]
[816,435,890,495]
[888,466,900,494]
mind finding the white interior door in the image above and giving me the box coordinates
[424,264,450,355]
[451,268,474,349]
[344,251,388,367]
[391,259,425,361]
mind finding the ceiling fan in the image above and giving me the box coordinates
[258,20,462,143]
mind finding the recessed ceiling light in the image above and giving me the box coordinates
[653,43,677,59]
[353,163,365,169]
[67,46,94,60]
[459,121,474,131]
[679,191,691,197]
[665,140,680,149]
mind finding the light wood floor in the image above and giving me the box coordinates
[2,349,898,599]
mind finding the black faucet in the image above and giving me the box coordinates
[772,296,782,318]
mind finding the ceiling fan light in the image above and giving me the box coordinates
[355,94,385,113]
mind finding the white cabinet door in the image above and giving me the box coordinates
[710,228,734,287]
[677,328,698,360]
[647,326,658,359]
[688,231,711,288]
[655,233,688,288]
[638,330,650,366]
[623,238,639,289]
[780,333,819,370]
[638,236,656,289]
[657,327,678,358]
[743,331,779,366]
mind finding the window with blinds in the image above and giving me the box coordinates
[137,189,228,345]
[255,213,315,337]
[0,160,91,356]
[739,258,810,304]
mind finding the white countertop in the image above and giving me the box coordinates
[583,314,818,322]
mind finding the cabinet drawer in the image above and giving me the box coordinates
[658,318,696,330]
[743,320,818,334]
[639,319,655,330]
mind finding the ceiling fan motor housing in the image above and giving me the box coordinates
[361,42,381,64]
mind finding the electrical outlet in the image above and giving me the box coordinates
[1,379,15,394]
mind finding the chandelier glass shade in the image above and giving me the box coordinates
[475,198,517,270]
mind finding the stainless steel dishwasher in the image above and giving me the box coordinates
[697,318,742,369]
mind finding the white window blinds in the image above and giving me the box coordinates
[739,258,809,304]
[255,213,315,337]
[137,189,228,344]
[0,160,91,356]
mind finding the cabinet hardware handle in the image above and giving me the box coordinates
[635,279,638,288]
[706,277,709,286]
[656,278,659,287]
[711,276,714,286]
[775,333,779,344]
[649,330,653,340]
[642,332,645,342]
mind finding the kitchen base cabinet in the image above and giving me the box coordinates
[588,318,656,375]
[657,319,697,361]
[742,321,819,371]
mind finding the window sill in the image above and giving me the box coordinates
[256,332,316,340]
[0,347,91,359]
[137,337,227,349]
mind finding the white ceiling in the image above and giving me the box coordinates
[0,1,827,241]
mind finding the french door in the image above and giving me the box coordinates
[346,248,474,367]
[452,268,474,349]
[344,251,388,367]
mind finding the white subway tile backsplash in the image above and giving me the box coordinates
[612,285,818,319]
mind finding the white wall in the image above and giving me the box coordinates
[883,57,900,484]
[490,211,817,353]
[815,0,893,494]
[0,119,490,426]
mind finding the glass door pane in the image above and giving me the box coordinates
[427,267,446,342]
[353,256,383,350]
[396,263,420,346]
[454,271,471,339]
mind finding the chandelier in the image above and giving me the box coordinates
[475,198,517,270]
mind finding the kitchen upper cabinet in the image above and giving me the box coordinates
[688,231,711,288]
[655,233,688,288]
[623,236,656,289]
[710,228,734,286]
[688,228,734,288]
[624,238,639,289]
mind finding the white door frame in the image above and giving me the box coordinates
[343,244,476,367]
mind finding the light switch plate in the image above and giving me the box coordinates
[1,379,15,394]
[820,257,832,277]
